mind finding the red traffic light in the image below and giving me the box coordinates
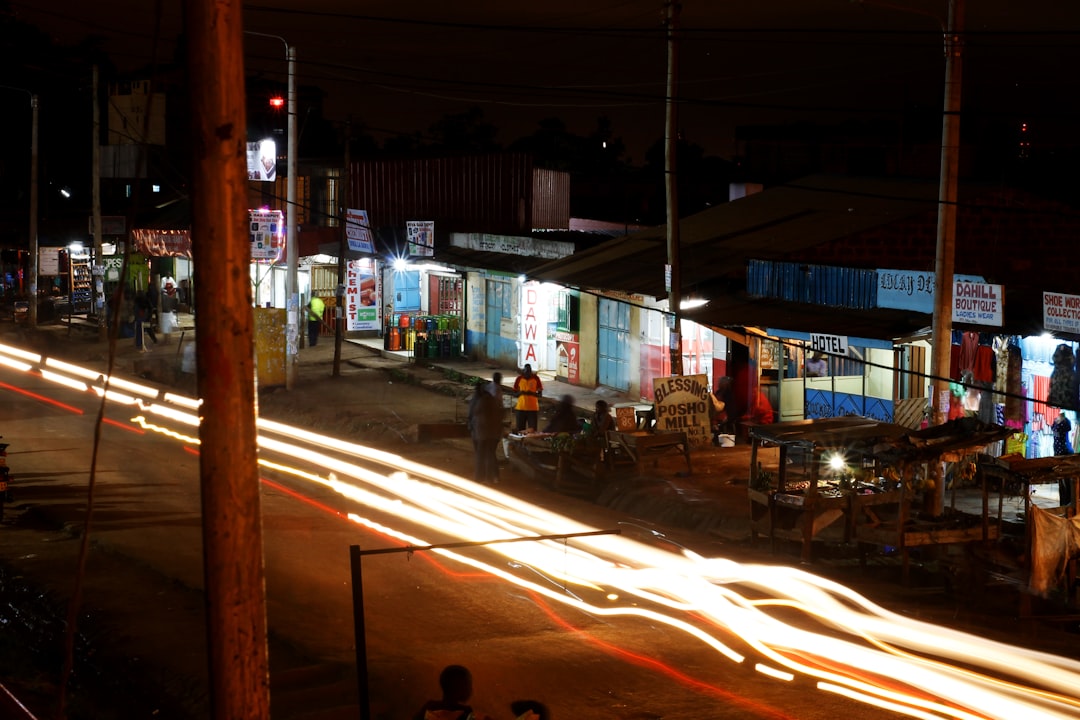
[269,96,285,109]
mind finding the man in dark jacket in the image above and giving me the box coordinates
[468,385,504,484]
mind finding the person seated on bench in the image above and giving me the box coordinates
[543,395,581,435]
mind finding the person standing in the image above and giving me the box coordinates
[306,295,325,347]
[468,384,503,484]
[512,364,543,432]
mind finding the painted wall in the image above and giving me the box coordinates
[578,292,599,387]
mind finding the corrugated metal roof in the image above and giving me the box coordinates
[530,175,941,340]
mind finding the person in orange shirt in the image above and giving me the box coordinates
[512,363,543,431]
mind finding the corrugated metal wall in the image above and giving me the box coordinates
[746,259,877,310]
[348,154,569,235]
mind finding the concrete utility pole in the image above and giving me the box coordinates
[929,0,965,513]
[185,1,271,718]
[664,0,683,376]
[333,119,351,377]
[92,65,106,339]
[244,31,298,388]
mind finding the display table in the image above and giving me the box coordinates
[605,430,691,476]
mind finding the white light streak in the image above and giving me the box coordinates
[0,343,41,364]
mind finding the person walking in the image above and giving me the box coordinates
[306,295,325,347]
[512,364,543,432]
[468,384,503,484]
[412,664,494,720]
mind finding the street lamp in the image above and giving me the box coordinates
[246,31,299,390]
[0,85,38,328]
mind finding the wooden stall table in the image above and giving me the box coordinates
[606,430,691,476]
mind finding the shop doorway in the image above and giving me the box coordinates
[485,279,511,363]
[598,297,630,391]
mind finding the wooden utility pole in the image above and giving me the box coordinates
[92,65,106,340]
[184,1,271,718]
[333,119,351,376]
[664,1,683,376]
[929,0,965,514]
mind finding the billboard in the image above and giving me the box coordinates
[346,259,380,331]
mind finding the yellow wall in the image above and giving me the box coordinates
[578,292,598,387]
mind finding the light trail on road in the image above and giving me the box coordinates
[5,341,1080,719]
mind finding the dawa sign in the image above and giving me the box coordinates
[952,281,1003,327]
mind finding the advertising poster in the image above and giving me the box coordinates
[249,209,284,261]
[652,373,712,447]
[246,139,277,181]
[555,330,579,385]
[406,220,435,257]
[346,209,375,254]
[346,258,380,331]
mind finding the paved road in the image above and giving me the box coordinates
[2,344,1079,720]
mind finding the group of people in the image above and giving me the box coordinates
[413,664,548,720]
[467,364,620,483]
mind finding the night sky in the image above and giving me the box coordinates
[9,0,1080,160]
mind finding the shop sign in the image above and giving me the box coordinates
[346,209,375,254]
[346,259,380,331]
[876,268,985,313]
[518,283,541,367]
[1043,291,1080,334]
[652,373,712,447]
[451,232,573,259]
[406,220,434,257]
[952,281,1003,326]
[808,333,847,355]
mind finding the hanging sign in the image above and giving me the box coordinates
[952,281,1003,326]
[346,209,375,254]
[1043,291,1080,334]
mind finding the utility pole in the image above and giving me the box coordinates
[333,119,351,377]
[286,44,299,388]
[29,93,38,329]
[92,65,106,340]
[186,0,271,718]
[929,0,964,514]
[664,0,683,376]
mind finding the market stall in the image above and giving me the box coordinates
[748,417,1013,579]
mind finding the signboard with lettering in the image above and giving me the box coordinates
[652,374,712,447]
[1044,291,1080,334]
[809,333,848,355]
[346,259,380,331]
[518,283,544,368]
[876,269,985,313]
[952,281,1003,327]
[346,209,375,254]
[555,330,580,384]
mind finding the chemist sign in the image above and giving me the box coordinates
[1044,291,1080,334]
[652,374,712,447]
[952,281,1003,327]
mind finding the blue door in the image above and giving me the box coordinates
[598,298,630,391]
[485,279,510,363]
[393,270,421,312]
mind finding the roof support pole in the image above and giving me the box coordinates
[664,1,683,376]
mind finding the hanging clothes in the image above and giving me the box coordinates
[1049,344,1079,411]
